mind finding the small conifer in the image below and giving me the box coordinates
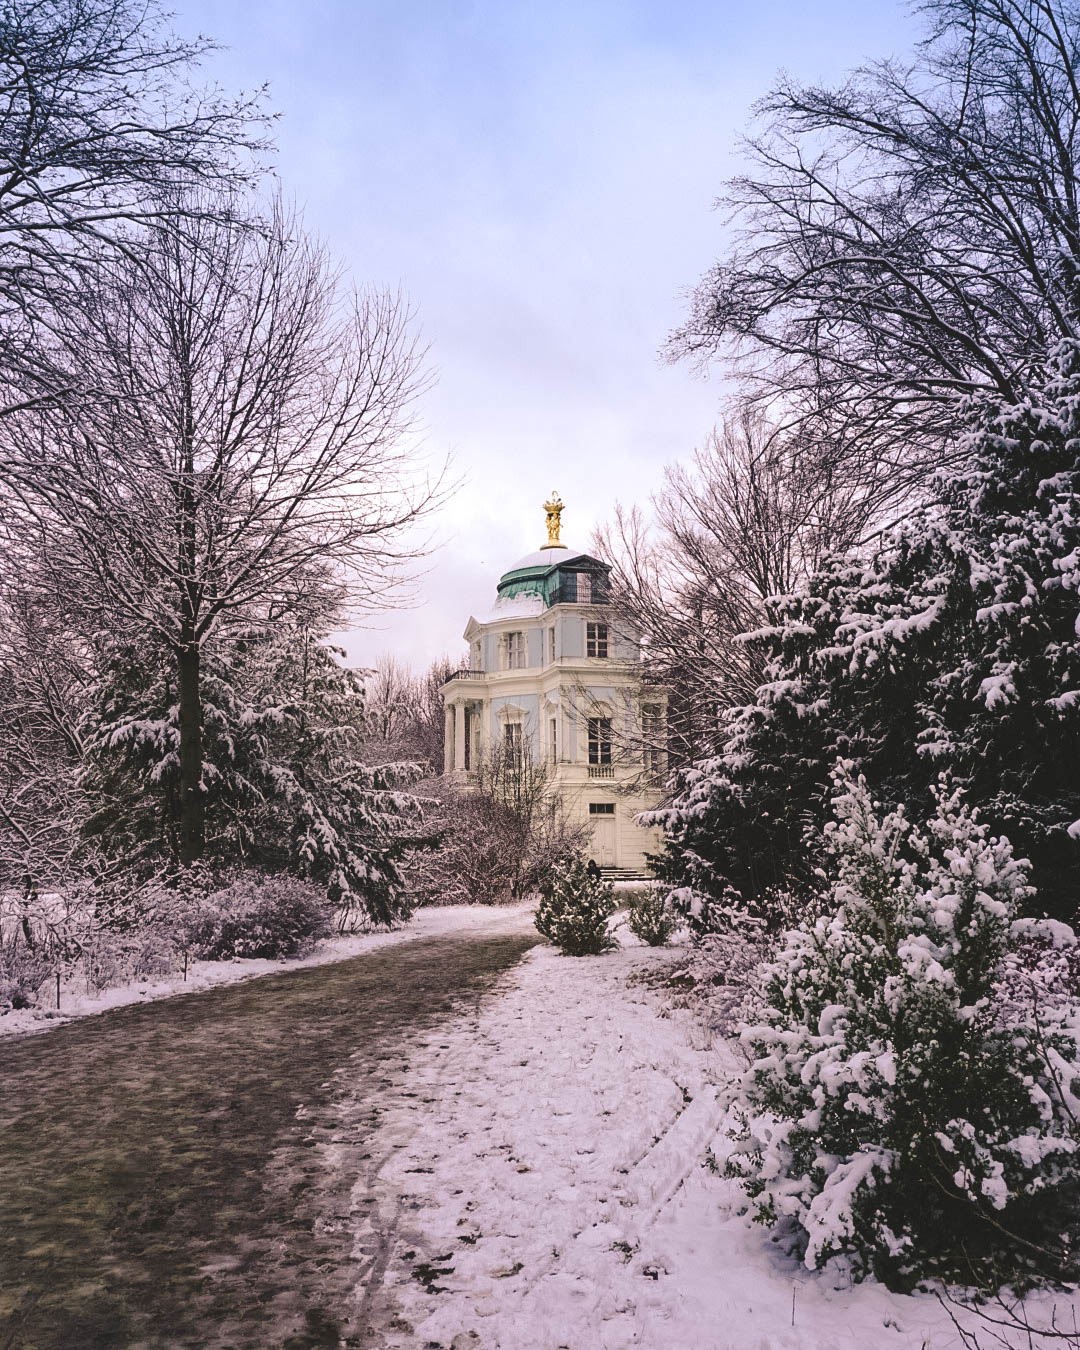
[535,854,617,956]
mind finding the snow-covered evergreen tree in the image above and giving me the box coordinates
[535,854,617,956]
[651,342,1080,922]
[81,625,427,926]
[727,767,1080,1291]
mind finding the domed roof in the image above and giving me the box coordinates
[499,546,587,581]
[492,495,608,605]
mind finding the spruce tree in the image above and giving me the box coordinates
[81,626,426,925]
[728,768,1080,1291]
[653,342,1080,922]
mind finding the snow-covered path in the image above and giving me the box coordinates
[335,935,1049,1350]
[0,903,537,1039]
[0,910,540,1350]
[6,896,1074,1349]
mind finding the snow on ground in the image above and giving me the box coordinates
[335,926,1077,1350]
[0,902,534,1040]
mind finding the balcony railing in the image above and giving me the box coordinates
[445,668,484,681]
[549,583,610,606]
[588,764,615,778]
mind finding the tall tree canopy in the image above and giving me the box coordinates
[671,0,1080,493]
[0,0,266,410]
[653,0,1080,924]
[596,407,880,765]
[1,201,435,870]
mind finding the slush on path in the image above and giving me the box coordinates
[0,913,537,1350]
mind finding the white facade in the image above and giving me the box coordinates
[441,535,665,873]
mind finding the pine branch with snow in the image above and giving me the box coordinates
[80,625,428,927]
[653,340,1080,924]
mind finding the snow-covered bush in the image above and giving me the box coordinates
[79,924,175,992]
[674,914,773,1037]
[535,854,616,956]
[187,874,332,960]
[727,766,1080,1292]
[0,943,54,1009]
[627,890,676,946]
[668,881,745,940]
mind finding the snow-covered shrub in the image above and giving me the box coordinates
[0,943,54,1009]
[990,919,1080,1039]
[676,914,773,1037]
[78,924,175,993]
[188,874,332,960]
[627,890,676,946]
[668,877,812,941]
[668,881,744,939]
[535,854,616,956]
[727,766,1080,1292]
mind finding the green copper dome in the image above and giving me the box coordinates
[497,547,585,602]
[496,548,610,607]
[494,502,610,606]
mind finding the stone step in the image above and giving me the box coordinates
[600,867,656,883]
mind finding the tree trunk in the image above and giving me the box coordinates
[177,637,204,865]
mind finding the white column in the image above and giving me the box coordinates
[477,701,488,765]
[454,702,467,772]
[444,705,454,775]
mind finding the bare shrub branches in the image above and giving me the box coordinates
[404,742,588,906]
[0,558,90,889]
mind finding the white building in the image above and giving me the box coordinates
[441,494,665,875]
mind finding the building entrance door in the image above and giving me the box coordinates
[589,804,617,866]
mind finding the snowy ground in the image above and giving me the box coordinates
[7,898,1078,1347]
[0,902,534,1040]
[333,923,1078,1350]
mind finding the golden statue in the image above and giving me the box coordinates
[543,492,566,549]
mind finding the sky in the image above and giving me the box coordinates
[178,0,920,670]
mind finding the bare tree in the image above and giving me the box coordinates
[1,200,437,864]
[398,656,455,772]
[595,406,874,763]
[362,654,455,772]
[0,0,267,411]
[669,0,1080,489]
[663,410,881,605]
[362,655,416,745]
[0,565,89,890]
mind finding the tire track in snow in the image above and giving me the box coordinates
[329,939,727,1349]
